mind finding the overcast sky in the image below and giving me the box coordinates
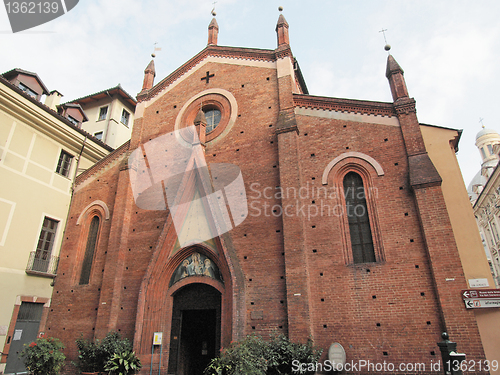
[1,0,499,186]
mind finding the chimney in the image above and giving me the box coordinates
[45,90,63,110]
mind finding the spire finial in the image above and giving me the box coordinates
[151,42,161,58]
[479,117,485,128]
[208,10,219,45]
[379,28,391,52]
[276,6,289,46]
[211,1,217,16]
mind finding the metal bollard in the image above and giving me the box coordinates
[437,332,466,375]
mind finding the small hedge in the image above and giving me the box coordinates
[204,333,323,375]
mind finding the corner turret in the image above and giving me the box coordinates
[141,59,156,92]
[386,54,409,101]
[208,17,219,46]
[276,8,289,47]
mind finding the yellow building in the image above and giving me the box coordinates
[0,69,113,374]
[422,124,500,374]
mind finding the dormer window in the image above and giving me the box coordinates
[67,115,80,126]
[18,82,38,99]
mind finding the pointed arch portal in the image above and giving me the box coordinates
[134,239,237,375]
[167,283,221,375]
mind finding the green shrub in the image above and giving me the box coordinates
[20,336,66,375]
[74,336,100,372]
[99,331,133,366]
[74,331,133,373]
[204,333,322,375]
[104,351,142,375]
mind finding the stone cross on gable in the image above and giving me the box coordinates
[201,71,215,84]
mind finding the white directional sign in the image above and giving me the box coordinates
[464,299,500,309]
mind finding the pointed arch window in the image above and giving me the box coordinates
[343,172,376,263]
[79,216,100,285]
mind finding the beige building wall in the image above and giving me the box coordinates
[421,124,500,373]
[0,82,110,373]
[79,97,134,149]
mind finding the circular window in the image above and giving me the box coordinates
[176,90,238,144]
[204,107,221,133]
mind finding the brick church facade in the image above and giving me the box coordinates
[46,13,488,374]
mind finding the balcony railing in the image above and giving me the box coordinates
[26,251,59,277]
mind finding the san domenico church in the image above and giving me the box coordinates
[45,11,499,375]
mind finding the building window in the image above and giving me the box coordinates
[67,115,79,126]
[55,150,73,177]
[343,172,376,263]
[492,222,500,242]
[487,144,494,155]
[94,131,103,141]
[121,109,130,126]
[98,106,108,121]
[18,82,38,99]
[29,217,59,273]
[79,216,100,285]
[481,147,487,159]
[204,107,221,133]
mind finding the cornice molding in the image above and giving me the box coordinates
[75,140,130,187]
[293,94,396,117]
[0,84,111,161]
[394,97,417,115]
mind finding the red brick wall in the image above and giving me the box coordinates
[46,52,486,374]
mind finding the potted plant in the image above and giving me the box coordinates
[20,336,66,375]
[105,351,142,375]
[74,337,100,374]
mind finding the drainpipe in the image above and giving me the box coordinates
[103,91,115,146]
[72,135,87,194]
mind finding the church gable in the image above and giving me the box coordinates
[136,57,280,147]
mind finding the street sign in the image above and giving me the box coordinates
[461,289,500,300]
[468,278,489,288]
[153,332,163,345]
[464,299,500,309]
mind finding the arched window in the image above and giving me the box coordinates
[343,172,375,263]
[79,216,100,285]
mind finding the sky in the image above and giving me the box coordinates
[1,0,499,187]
